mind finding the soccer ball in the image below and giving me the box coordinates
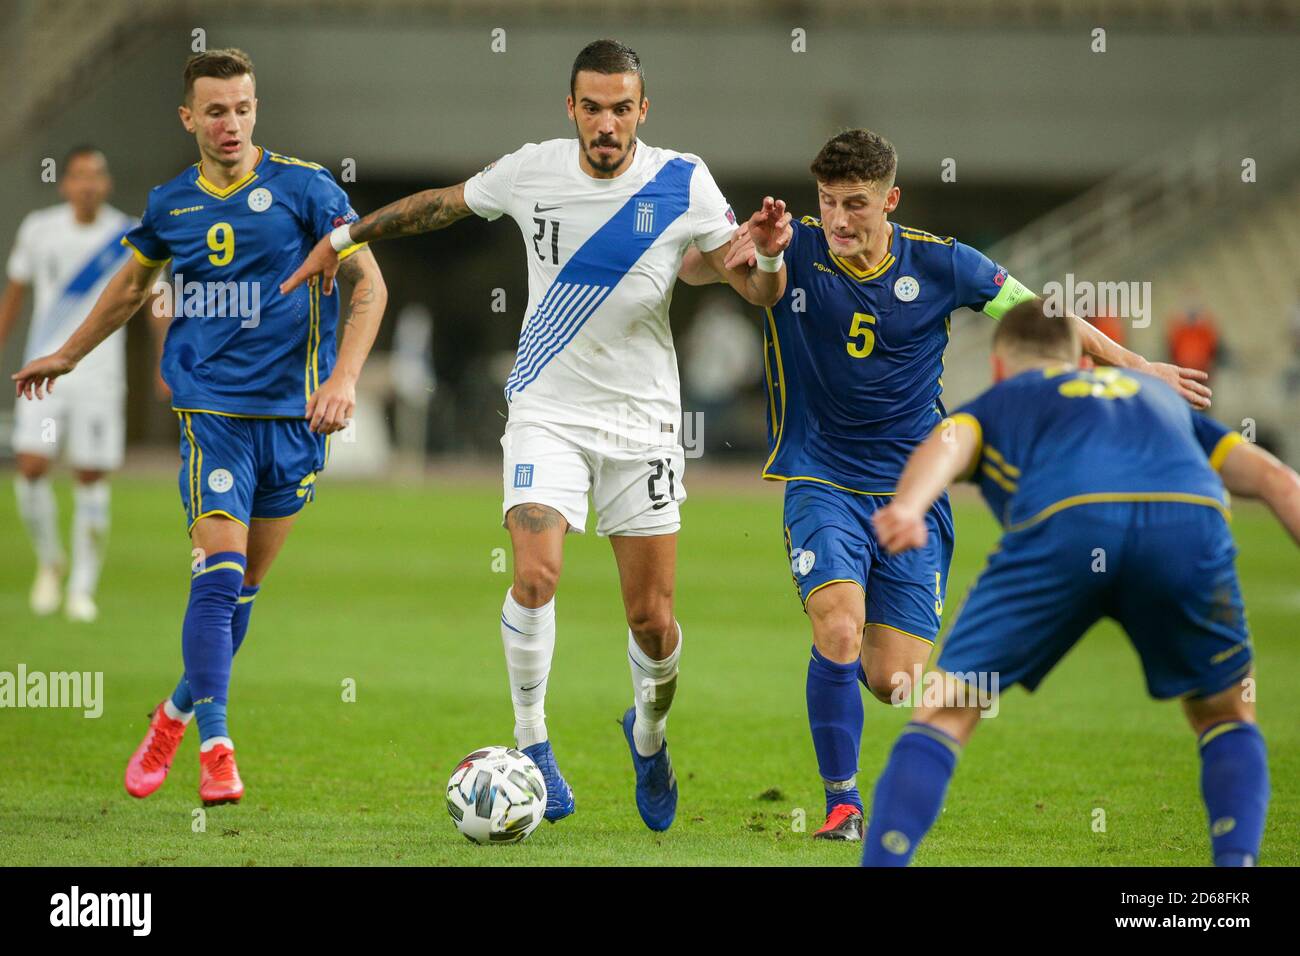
[445,746,547,845]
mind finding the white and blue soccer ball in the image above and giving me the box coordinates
[445,746,547,845]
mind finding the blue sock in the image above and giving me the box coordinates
[1199,721,1269,866]
[862,723,961,866]
[181,552,245,743]
[806,645,864,815]
[170,583,259,713]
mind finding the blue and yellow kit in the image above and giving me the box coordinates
[122,147,365,530]
[939,364,1250,698]
[769,216,1031,642]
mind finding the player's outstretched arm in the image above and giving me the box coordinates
[872,419,980,555]
[677,244,728,286]
[693,198,790,307]
[1217,440,1300,547]
[11,257,161,399]
[281,183,472,296]
[1069,314,1212,410]
[676,221,760,286]
[305,247,388,435]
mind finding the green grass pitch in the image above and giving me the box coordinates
[1,473,1295,866]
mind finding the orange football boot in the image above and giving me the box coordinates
[124,701,189,798]
[198,742,244,806]
[814,803,864,841]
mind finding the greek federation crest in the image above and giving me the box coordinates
[634,200,656,235]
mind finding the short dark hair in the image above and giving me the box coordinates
[183,48,256,103]
[63,145,105,170]
[570,39,645,100]
[810,129,897,189]
[993,299,1081,363]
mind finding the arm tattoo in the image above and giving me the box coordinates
[337,255,375,335]
[350,185,470,242]
[506,503,567,534]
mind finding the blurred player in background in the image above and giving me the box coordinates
[864,300,1297,866]
[0,147,144,622]
[679,129,1211,841]
[14,49,388,807]
[283,38,786,832]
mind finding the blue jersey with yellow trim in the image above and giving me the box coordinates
[762,217,1008,493]
[122,147,362,417]
[952,365,1239,531]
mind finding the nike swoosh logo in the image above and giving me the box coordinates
[521,679,545,691]
[534,203,562,213]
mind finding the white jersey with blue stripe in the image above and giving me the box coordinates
[6,203,134,395]
[463,138,735,443]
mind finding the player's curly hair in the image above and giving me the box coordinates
[183,48,256,103]
[995,299,1081,362]
[810,129,897,189]
[571,39,645,100]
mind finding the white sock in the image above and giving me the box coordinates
[501,588,556,749]
[162,699,193,723]
[69,480,110,597]
[629,623,681,757]
[15,475,64,568]
[200,736,233,752]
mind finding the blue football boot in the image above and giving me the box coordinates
[620,707,677,831]
[522,740,575,822]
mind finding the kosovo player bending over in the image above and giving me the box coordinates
[14,49,388,806]
[680,128,1212,840]
[282,39,785,831]
[863,300,1298,866]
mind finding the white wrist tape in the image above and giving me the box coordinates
[328,223,355,252]
[754,249,784,273]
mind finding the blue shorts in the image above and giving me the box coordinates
[176,412,326,532]
[938,502,1251,700]
[782,480,955,644]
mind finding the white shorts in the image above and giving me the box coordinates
[12,389,125,471]
[501,420,687,537]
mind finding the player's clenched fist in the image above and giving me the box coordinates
[871,502,929,555]
[12,351,76,400]
[281,235,341,296]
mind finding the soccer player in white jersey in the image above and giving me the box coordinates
[0,147,144,621]
[283,39,791,830]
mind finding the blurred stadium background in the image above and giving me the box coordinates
[2,0,1298,473]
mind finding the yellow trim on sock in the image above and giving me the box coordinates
[1199,720,1247,748]
[193,559,247,578]
[902,722,962,758]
